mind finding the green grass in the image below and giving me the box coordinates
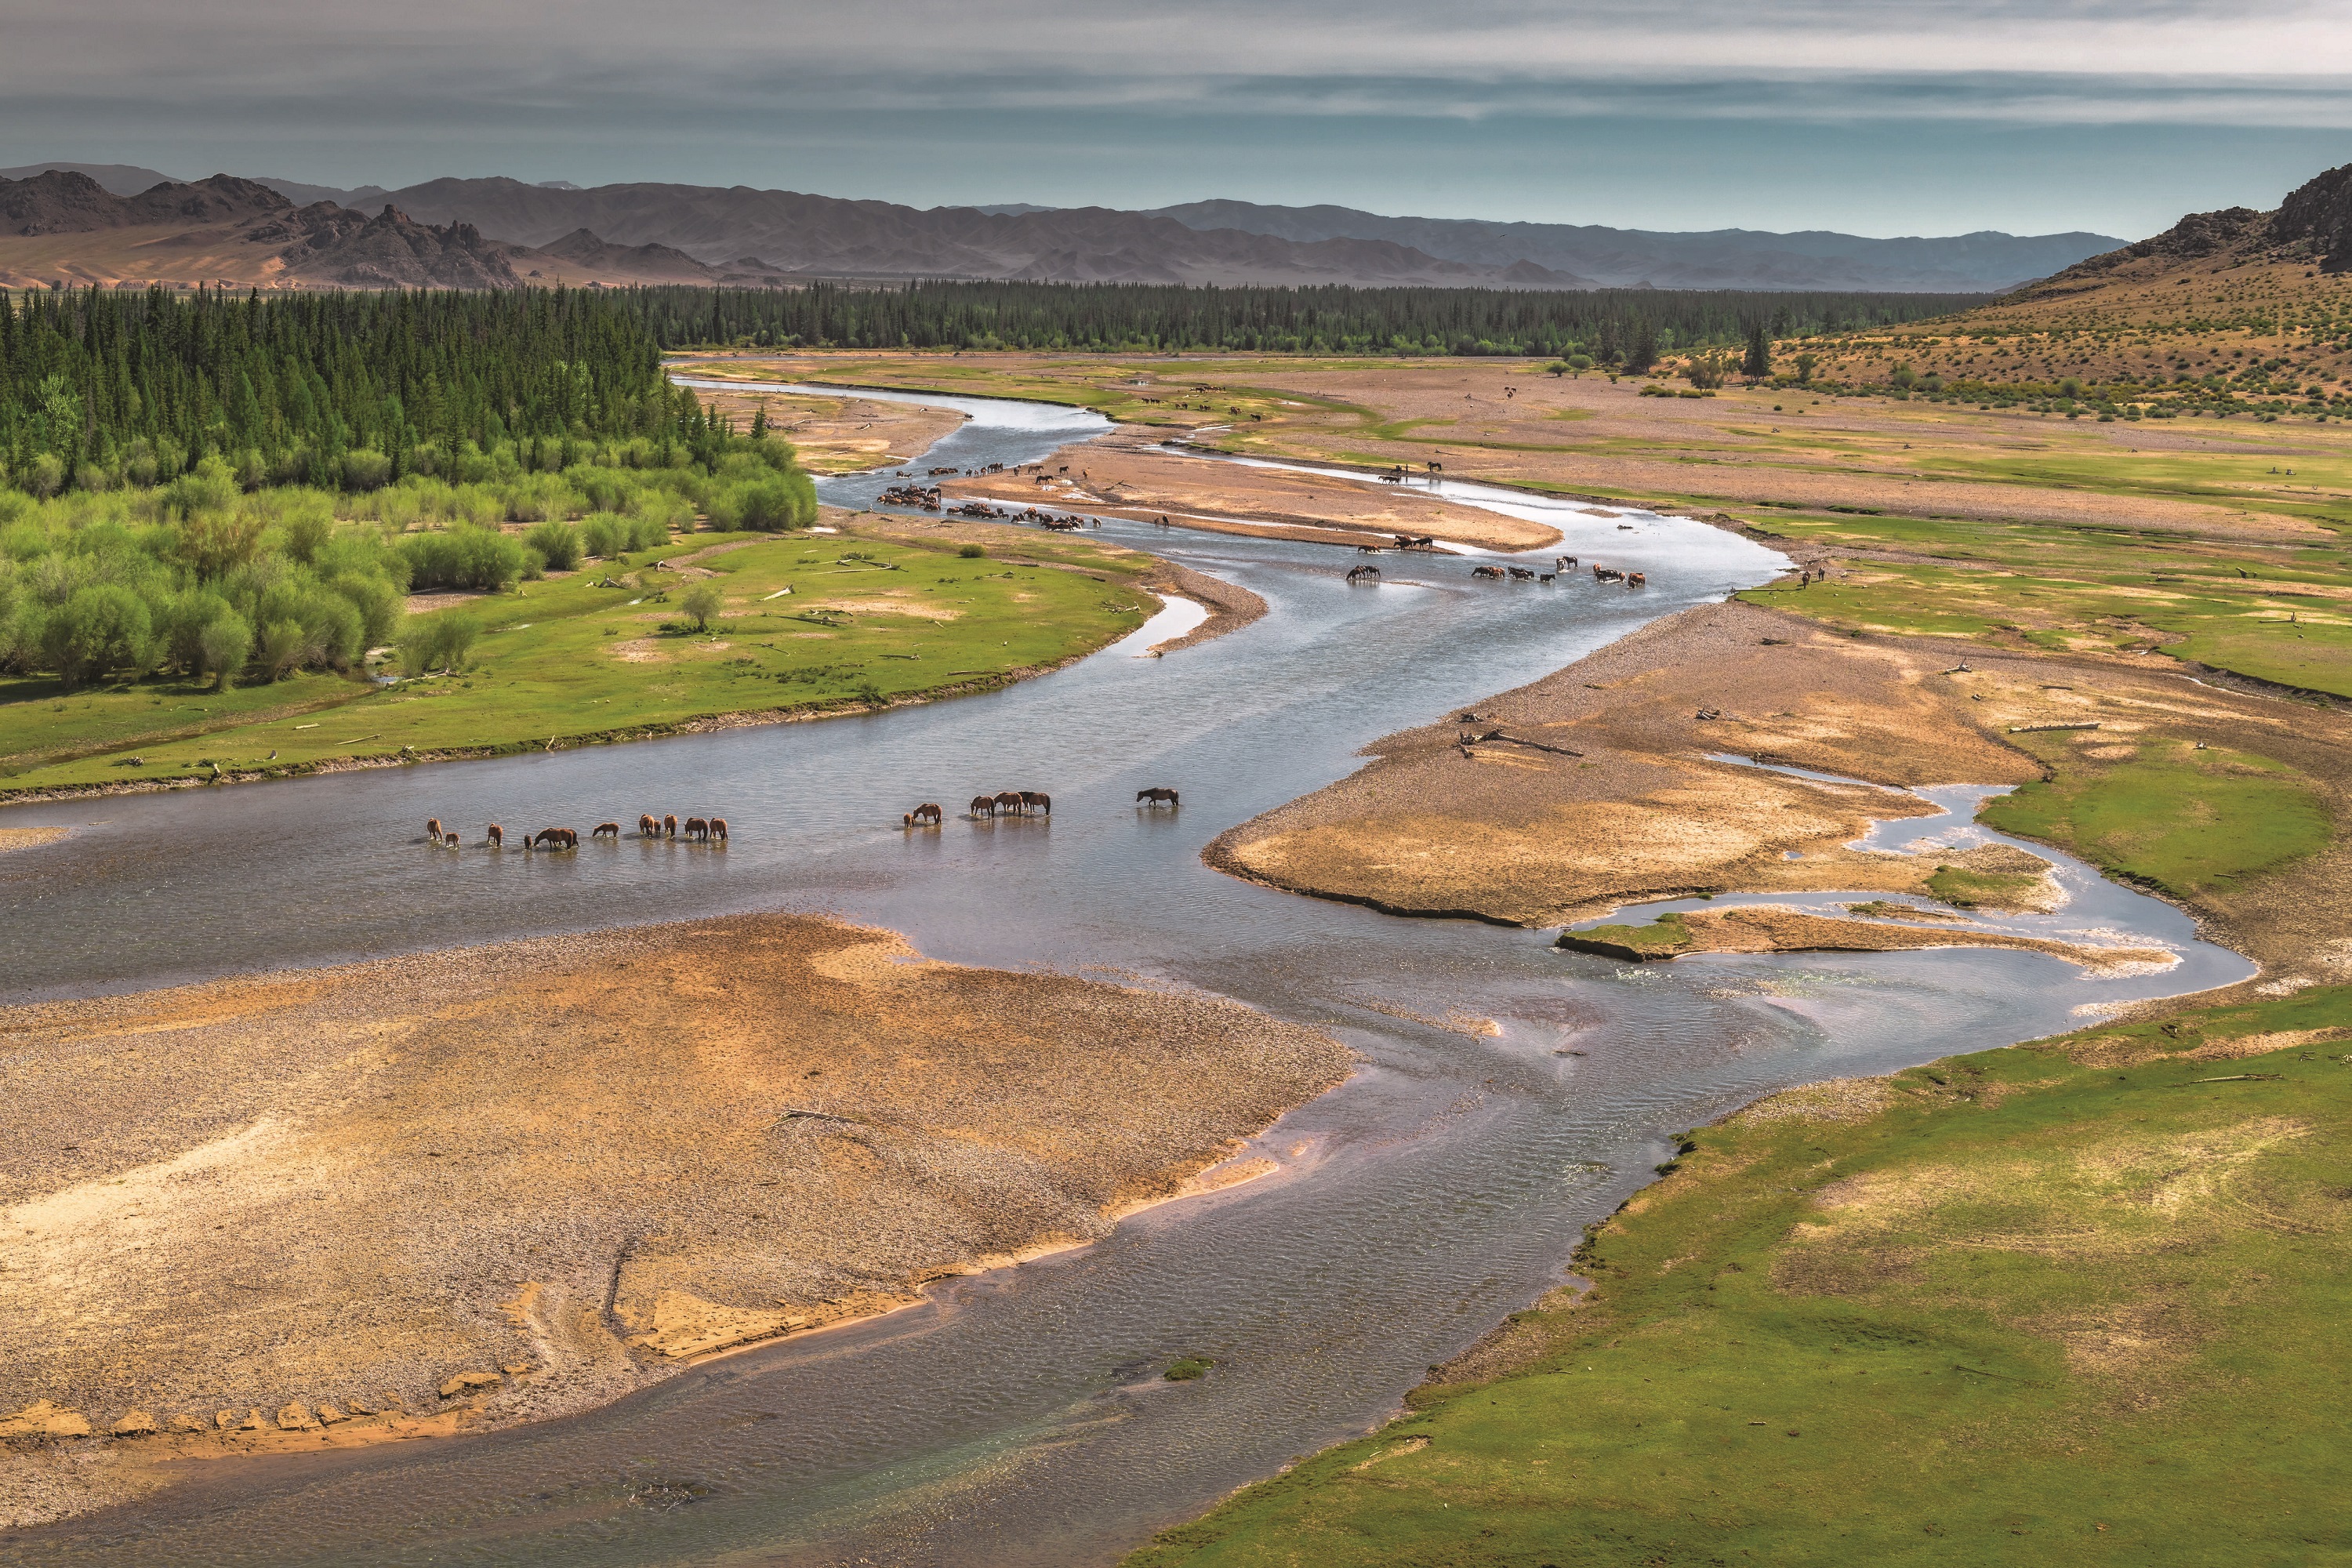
[1163,1358,1214,1382]
[0,531,1150,795]
[1924,864,2048,909]
[1730,509,2352,695]
[1128,984,2352,1568]
[1980,742,2329,897]
[1555,913,1694,960]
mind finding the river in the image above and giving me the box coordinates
[1,382,2252,1566]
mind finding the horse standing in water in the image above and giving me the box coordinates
[971,795,996,818]
[710,818,728,844]
[486,823,503,848]
[1018,791,1051,815]
[1137,787,1180,808]
[639,814,659,838]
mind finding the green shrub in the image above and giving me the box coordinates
[710,471,816,532]
[1163,1357,1213,1381]
[681,581,724,631]
[958,543,986,559]
[401,525,528,591]
[399,608,481,675]
[41,583,154,687]
[196,609,252,688]
[525,519,583,572]
[340,449,393,492]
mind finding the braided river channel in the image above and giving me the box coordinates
[3,383,2253,1566]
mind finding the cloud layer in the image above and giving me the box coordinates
[4,0,2347,236]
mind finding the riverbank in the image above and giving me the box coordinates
[0,518,1156,804]
[663,364,968,473]
[1127,980,2352,1567]
[0,912,1349,1530]
[1207,596,2350,979]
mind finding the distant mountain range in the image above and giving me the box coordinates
[0,161,2125,293]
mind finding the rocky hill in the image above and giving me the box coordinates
[2016,161,2352,302]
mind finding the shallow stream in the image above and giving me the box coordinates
[1,383,2252,1566]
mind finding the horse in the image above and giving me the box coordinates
[971,794,996,818]
[1507,567,1536,580]
[684,817,710,840]
[1426,461,1443,474]
[904,813,915,829]
[1018,791,1051,815]
[593,822,619,839]
[486,823,503,848]
[534,827,574,849]
[1627,572,1647,586]
[639,813,659,837]
[912,803,943,826]
[710,818,728,843]
[663,814,679,839]
[993,790,1023,815]
[426,818,442,843]
[1137,787,1179,808]
[1539,573,1555,583]
[1471,564,1505,580]
[444,831,461,848]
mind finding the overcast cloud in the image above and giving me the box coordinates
[4,0,2348,237]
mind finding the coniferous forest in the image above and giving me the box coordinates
[619,281,1988,358]
[0,285,731,496]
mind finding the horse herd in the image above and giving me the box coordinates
[422,814,727,851]
[903,786,1178,828]
[1469,556,1646,587]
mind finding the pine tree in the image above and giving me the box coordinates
[1744,322,1773,382]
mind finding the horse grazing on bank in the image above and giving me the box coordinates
[971,794,996,818]
[911,803,943,826]
[1137,787,1179,808]
[1018,791,1051,815]
[593,822,620,839]
[639,813,659,838]
[486,823,503,848]
[684,817,710,840]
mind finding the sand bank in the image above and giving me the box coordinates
[0,913,1348,1527]
[943,440,1563,552]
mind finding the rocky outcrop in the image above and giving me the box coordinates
[258,204,528,288]
[2020,159,2352,292]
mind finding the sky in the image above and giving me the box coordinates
[5,0,2351,239]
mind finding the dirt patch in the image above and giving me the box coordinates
[665,368,969,474]
[403,590,494,615]
[0,826,67,855]
[1661,904,2170,974]
[0,913,1348,1527]
[945,441,1562,552]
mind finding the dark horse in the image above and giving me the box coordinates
[1136,787,1179,808]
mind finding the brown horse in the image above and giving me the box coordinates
[903,812,915,829]
[710,817,728,843]
[639,813,659,838]
[912,803,943,826]
[443,831,460,848]
[993,790,1023,815]
[1137,787,1179,808]
[663,814,679,839]
[684,817,710,841]
[971,794,996,818]
[593,822,619,839]
[534,827,575,848]
[1018,791,1050,815]
[487,823,503,848]
[426,818,443,842]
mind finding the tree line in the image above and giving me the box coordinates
[619,281,1990,360]
[0,285,773,496]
